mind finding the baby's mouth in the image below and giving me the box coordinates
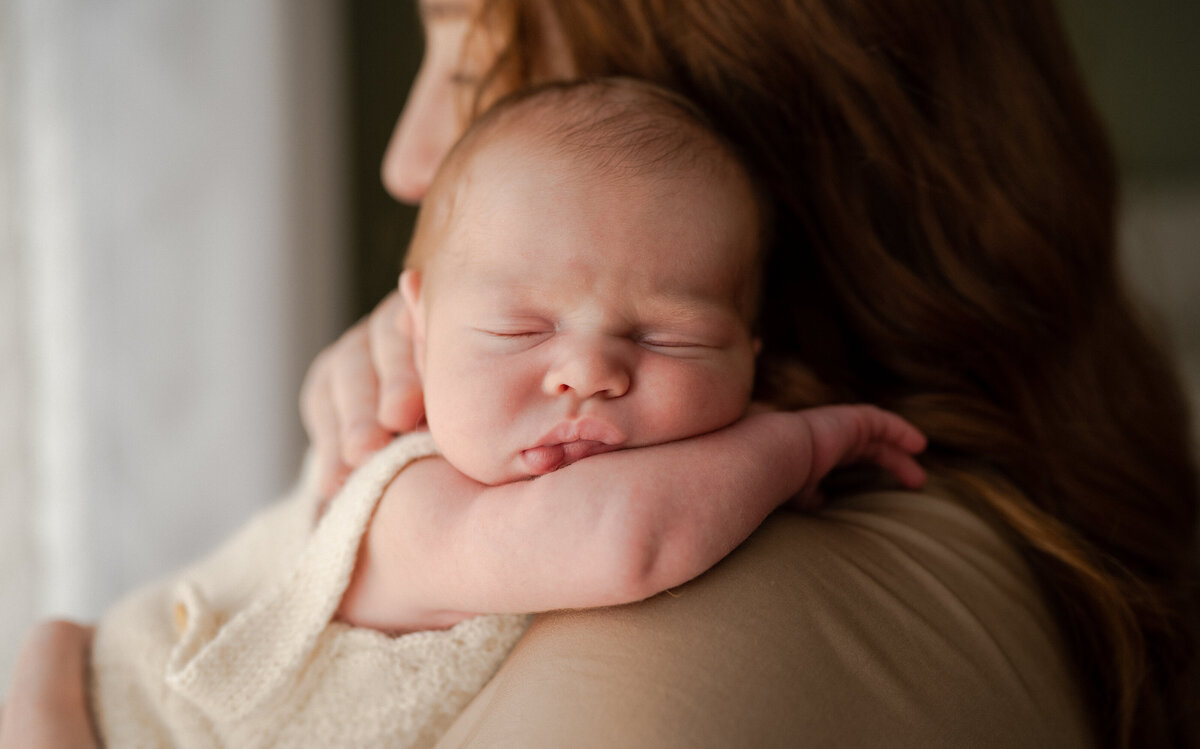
[521,419,625,475]
[521,440,621,475]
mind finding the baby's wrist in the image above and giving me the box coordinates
[739,410,817,485]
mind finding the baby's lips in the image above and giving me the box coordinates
[520,440,623,475]
[536,417,625,448]
[521,444,567,475]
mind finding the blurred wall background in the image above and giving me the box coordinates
[1,0,1197,689]
[1059,0,1200,448]
[1,1,348,683]
[347,0,421,318]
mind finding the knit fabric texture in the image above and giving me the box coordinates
[91,432,531,748]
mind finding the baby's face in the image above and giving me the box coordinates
[404,138,762,485]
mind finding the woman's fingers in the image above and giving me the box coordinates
[300,322,391,498]
[308,379,352,500]
[299,291,428,499]
[0,621,99,749]
[329,324,394,466]
[299,296,424,498]
[301,350,352,497]
[10,620,93,696]
[368,291,425,433]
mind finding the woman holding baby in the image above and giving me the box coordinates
[5,1,1197,747]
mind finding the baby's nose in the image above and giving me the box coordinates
[542,344,631,400]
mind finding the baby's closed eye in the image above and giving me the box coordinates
[636,336,712,353]
[471,323,554,352]
[634,325,733,356]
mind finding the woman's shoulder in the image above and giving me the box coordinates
[436,486,1094,749]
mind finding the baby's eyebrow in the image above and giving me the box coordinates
[639,295,744,328]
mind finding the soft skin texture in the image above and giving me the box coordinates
[407,134,762,486]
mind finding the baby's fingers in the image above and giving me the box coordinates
[868,409,927,455]
[863,442,927,490]
[802,405,927,489]
[844,405,926,482]
[302,365,354,499]
[850,407,927,488]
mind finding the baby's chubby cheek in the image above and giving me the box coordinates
[421,406,518,486]
[416,360,506,480]
[637,364,754,444]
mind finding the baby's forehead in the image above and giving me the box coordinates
[427,148,762,319]
[420,109,759,240]
[410,82,768,316]
[430,79,756,206]
[460,96,742,190]
[437,133,758,256]
[456,130,737,206]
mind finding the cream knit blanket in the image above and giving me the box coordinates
[91,432,531,748]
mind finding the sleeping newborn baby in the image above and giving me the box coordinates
[91,78,926,748]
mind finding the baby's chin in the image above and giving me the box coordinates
[458,457,537,487]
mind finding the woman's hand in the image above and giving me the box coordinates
[0,620,99,749]
[301,291,426,497]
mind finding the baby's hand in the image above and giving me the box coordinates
[783,404,927,509]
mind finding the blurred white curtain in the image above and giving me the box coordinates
[1,1,347,683]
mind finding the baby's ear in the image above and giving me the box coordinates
[399,269,423,318]
[752,337,763,356]
[399,269,427,374]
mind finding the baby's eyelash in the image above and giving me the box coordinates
[478,328,549,339]
[641,339,693,347]
[638,336,711,350]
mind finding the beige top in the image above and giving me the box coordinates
[436,485,1094,748]
[91,432,530,749]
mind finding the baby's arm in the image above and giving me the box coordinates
[336,405,925,632]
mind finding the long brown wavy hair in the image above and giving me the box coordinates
[459,1,1200,746]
